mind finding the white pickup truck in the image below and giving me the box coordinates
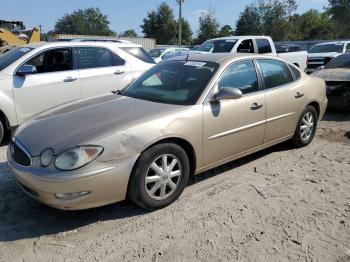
[194,36,307,71]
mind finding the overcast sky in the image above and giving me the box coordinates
[0,0,329,35]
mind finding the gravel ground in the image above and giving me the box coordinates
[0,111,349,262]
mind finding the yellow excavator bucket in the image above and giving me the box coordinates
[0,26,40,46]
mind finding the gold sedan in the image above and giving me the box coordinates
[8,53,327,210]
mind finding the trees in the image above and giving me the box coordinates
[141,3,178,44]
[328,0,350,38]
[194,11,220,44]
[178,18,193,45]
[219,25,233,37]
[120,29,138,38]
[54,8,116,36]
[235,5,262,36]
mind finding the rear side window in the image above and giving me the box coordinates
[256,39,272,54]
[120,47,155,64]
[218,60,259,94]
[257,59,294,89]
[289,65,301,79]
[77,47,116,69]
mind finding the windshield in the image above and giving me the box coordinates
[309,43,344,53]
[122,60,219,105]
[197,39,237,53]
[325,54,350,69]
[0,46,33,71]
[149,48,165,58]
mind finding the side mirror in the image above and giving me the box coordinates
[212,87,243,102]
[17,64,37,76]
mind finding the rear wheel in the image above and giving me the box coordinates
[292,106,317,147]
[128,143,190,210]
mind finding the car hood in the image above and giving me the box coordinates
[308,52,339,58]
[14,94,185,156]
[311,68,350,81]
[0,71,11,80]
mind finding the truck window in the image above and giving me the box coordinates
[237,40,255,53]
[256,39,272,54]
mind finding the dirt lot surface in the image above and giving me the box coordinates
[0,112,349,262]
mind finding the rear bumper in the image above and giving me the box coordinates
[320,99,328,119]
[8,152,139,210]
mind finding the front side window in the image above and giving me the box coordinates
[218,60,259,94]
[257,59,294,89]
[77,47,115,69]
[197,39,237,53]
[256,39,272,54]
[122,61,219,105]
[26,48,73,73]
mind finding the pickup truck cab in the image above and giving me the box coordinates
[195,36,307,71]
[306,41,350,74]
[0,41,155,143]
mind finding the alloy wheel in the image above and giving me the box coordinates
[300,112,314,141]
[145,154,182,200]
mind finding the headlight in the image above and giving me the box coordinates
[40,148,54,167]
[54,146,103,171]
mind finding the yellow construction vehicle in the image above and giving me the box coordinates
[0,20,40,54]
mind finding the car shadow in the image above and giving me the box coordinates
[345,132,350,140]
[0,140,293,242]
[321,109,350,122]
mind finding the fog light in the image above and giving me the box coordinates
[54,191,91,200]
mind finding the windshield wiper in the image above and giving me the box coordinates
[112,90,123,95]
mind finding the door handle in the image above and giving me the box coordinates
[114,69,125,75]
[63,77,77,82]
[295,92,304,98]
[250,102,263,110]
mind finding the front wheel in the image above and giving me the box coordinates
[127,143,190,210]
[292,106,318,147]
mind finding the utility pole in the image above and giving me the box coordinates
[176,0,184,47]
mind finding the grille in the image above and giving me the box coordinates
[10,141,32,167]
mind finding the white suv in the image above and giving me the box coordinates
[0,41,155,143]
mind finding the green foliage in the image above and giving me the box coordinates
[54,8,116,36]
[141,3,178,44]
[120,29,138,38]
[219,25,233,37]
[235,0,349,40]
[327,0,350,38]
[194,11,220,44]
[178,18,193,45]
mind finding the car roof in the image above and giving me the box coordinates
[206,36,272,41]
[315,41,349,45]
[23,41,141,49]
[167,53,259,64]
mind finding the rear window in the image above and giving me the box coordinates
[309,43,344,53]
[121,47,155,64]
[256,39,272,54]
[197,39,237,53]
[325,54,350,69]
[0,46,33,71]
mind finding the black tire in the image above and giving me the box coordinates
[292,106,318,147]
[128,143,190,210]
[0,120,4,145]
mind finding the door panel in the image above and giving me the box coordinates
[264,84,306,142]
[202,93,266,166]
[76,46,133,98]
[257,59,306,143]
[13,70,80,124]
[79,66,132,98]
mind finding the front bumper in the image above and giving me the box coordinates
[8,151,139,210]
